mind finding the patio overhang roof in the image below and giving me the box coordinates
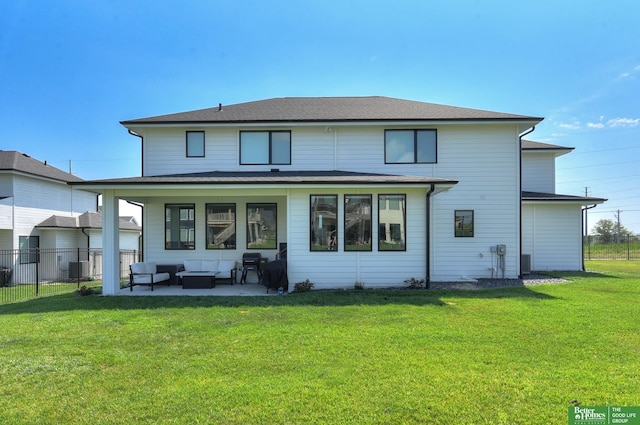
[70,170,458,194]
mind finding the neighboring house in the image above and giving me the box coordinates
[0,150,98,249]
[0,150,141,283]
[36,211,141,251]
[71,97,605,295]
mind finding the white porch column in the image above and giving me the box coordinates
[102,190,120,295]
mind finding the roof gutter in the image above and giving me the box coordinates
[128,129,144,176]
[518,125,536,278]
[582,204,599,271]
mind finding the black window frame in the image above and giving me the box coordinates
[186,131,205,158]
[310,194,338,252]
[165,204,196,250]
[384,129,437,164]
[246,203,278,249]
[455,210,475,238]
[239,130,291,165]
[378,194,407,251]
[344,194,372,252]
[205,203,237,250]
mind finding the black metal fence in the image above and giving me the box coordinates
[583,234,640,260]
[0,248,140,304]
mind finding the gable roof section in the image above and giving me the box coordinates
[0,150,83,183]
[36,211,141,231]
[121,96,542,125]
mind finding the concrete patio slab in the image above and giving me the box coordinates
[116,282,279,296]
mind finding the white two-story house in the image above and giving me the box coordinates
[0,150,141,283]
[73,97,605,295]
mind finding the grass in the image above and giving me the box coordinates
[0,261,638,424]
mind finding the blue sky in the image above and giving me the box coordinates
[1,0,639,232]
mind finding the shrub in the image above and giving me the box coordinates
[404,277,425,289]
[354,281,365,290]
[294,279,314,293]
[77,285,101,296]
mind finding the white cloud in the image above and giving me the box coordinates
[607,117,640,128]
[587,122,605,129]
[620,72,630,78]
[558,121,580,130]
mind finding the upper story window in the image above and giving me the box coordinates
[240,131,291,165]
[186,131,205,157]
[385,129,437,164]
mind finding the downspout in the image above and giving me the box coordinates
[128,129,144,176]
[425,184,435,289]
[81,227,90,261]
[518,126,536,278]
[582,204,598,271]
[127,200,144,260]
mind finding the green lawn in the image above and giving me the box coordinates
[0,261,638,424]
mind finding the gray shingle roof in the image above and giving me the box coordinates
[522,140,573,151]
[0,150,83,183]
[70,170,458,186]
[522,191,606,204]
[36,211,141,231]
[121,96,542,125]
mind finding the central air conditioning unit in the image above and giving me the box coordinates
[521,254,531,275]
[69,261,90,279]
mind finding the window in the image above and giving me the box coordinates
[206,204,236,249]
[385,129,436,163]
[240,131,291,165]
[246,203,277,249]
[165,204,195,249]
[455,210,474,237]
[378,194,406,251]
[19,235,39,264]
[344,195,372,251]
[310,195,338,251]
[186,131,205,157]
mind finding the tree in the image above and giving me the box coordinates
[591,218,632,244]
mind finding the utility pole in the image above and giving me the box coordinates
[614,210,622,244]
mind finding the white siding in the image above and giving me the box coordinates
[522,153,555,193]
[287,188,427,289]
[140,191,288,264]
[430,126,521,280]
[125,122,530,285]
[0,176,13,230]
[522,203,583,271]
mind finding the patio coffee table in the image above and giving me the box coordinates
[176,271,219,289]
